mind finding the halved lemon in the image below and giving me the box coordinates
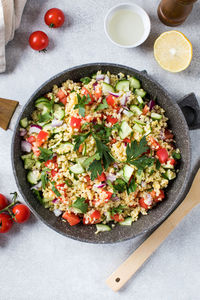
[154,31,193,73]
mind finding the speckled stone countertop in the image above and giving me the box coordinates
[0,1,200,299]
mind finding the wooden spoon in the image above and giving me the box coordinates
[106,169,200,292]
[0,97,19,130]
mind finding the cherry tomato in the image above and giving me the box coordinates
[70,116,82,130]
[156,148,169,164]
[36,130,49,147]
[0,213,13,233]
[123,138,131,143]
[12,204,30,223]
[44,8,65,28]
[0,194,8,210]
[97,172,106,182]
[29,31,49,51]
[107,116,118,125]
[62,212,80,226]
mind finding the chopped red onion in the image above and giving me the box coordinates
[160,129,165,140]
[109,91,120,97]
[30,181,42,190]
[94,183,106,188]
[124,142,128,147]
[96,74,105,81]
[29,124,42,134]
[104,75,110,84]
[106,173,116,182]
[120,94,127,106]
[21,140,32,152]
[111,196,120,201]
[51,119,63,127]
[53,209,62,217]
[93,81,98,89]
[113,163,118,169]
[52,198,59,203]
[144,194,153,206]
[19,128,27,136]
[148,100,155,111]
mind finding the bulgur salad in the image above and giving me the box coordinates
[19,71,181,233]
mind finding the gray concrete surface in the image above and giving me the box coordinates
[0,1,200,299]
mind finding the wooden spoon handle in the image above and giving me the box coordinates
[106,169,200,292]
[0,97,19,130]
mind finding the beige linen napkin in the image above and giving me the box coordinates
[0,0,27,72]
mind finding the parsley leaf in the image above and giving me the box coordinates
[88,159,103,180]
[82,153,100,169]
[38,112,52,123]
[132,156,155,170]
[80,77,91,85]
[73,132,91,151]
[127,177,137,195]
[126,136,149,163]
[32,189,43,205]
[111,205,124,216]
[72,197,88,213]
[156,159,161,170]
[51,182,61,197]
[172,151,181,160]
[74,94,90,117]
[38,148,53,162]
[94,137,114,170]
[41,171,49,189]
[65,179,73,187]
[95,98,108,111]
[113,178,126,193]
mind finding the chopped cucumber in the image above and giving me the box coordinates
[119,121,132,139]
[134,119,146,126]
[55,142,73,154]
[130,105,142,116]
[133,123,143,134]
[69,163,85,174]
[20,117,28,128]
[123,110,134,118]
[35,161,41,169]
[119,217,133,226]
[35,97,50,105]
[135,170,144,184]
[53,104,65,120]
[115,80,130,92]
[27,170,41,185]
[137,95,144,104]
[135,89,146,98]
[151,112,162,120]
[95,224,111,234]
[35,101,52,115]
[23,158,35,170]
[43,123,53,131]
[163,161,175,169]
[123,165,134,183]
[116,169,124,178]
[165,169,176,180]
[76,156,88,166]
[102,82,114,95]
[129,77,141,90]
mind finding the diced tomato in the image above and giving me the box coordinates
[110,138,117,144]
[84,175,91,184]
[106,95,116,108]
[59,96,68,105]
[142,104,149,115]
[78,144,83,153]
[115,106,121,113]
[83,210,101,224]
[156,148,169,164]
[51,170,58,177]
[84,115,93,122]
[70,116,82,130]
[36,130,49,147]
[164,129,174,140]
[32,145,40,157]
[104,191,113,200]
[168,158,176,165]
[81,87,94,104]
[91,210,101,220]
[123,138,131,143]
[107,115,118,125]
[139,197,149,209]
[27,136,36,144]
[111,214,124,222]
[151,190,165,203]
[45,157,57,167]
[97,172,106,182]
[148,136,161,150]
[57,89,65,99]
[62,212,80,226]
[94,85,102,99]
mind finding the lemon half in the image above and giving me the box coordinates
[154,31,193,73]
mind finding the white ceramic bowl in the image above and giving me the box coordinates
[104,3,151,48]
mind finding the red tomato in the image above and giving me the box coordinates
[156,148,169,164]
[81,87,94,104]
[104,191,113,200]
[107,116,118,125]
[29,31,49,51]
[84,175,91,184]
[57,89,66,100]
[111,214,124,222]
[148,136,161,150]
[164,129,174,140]
[44,8,65,28]
[51,170,58,177]
[106,95,116,108]
[94,86,102,99]
[142,104,149,115]
[78,144,83,153]
[12,204,30,223]
[32,145,40,157]
[151,190,165,203]
[27,136,36,144]
[0,194,8,210]
[36,130,49,147]
[139,198,149,209]
[97,172,106,182]
[45,156,57,167]
[91,210,101,220]
[0,213,13,233]
[70,116,82,130]
[168,158,176,165]
[110,138,117,144]
[123,138,131,143]
[62,212,80,226]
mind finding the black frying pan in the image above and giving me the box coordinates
[11,63,200,243]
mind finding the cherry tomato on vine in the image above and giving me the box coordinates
[0,213,13,233]
[29,31,49,51]
[44,8,65,28]
[0,194,8,210]
[12,204,30,223]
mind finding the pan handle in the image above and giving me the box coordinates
[177,93,200,130]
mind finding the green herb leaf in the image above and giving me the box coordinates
[82,153,100,169]
[127,177,137,195]
[94,137,114,170]
[65,179,73,187]
[172,151,181,160]
[111,205,124,216]
[156,159,161,170]
[38,148,53,162]
[113,178,126,193]
[41,171,49,189]
[80,77,91,85]
[126,136,149,163]
[88,159,103,180]
[74,94,90,117]
[72,197,88,213]
[38,112,52,123]
[132,156,155,171]
[32,189,43,205]
[95,98,108,111]
[51,182,61,197]
[73,132,91,151]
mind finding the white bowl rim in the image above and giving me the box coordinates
[104,2,151,48]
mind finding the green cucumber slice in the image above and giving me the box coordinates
[123,165,134,183]
[35,97,50,105]
[119,121,132,139]
[115,80,130,92]
[95,224,111,234]
[43,123,53,131]
[123,110,134,118]
[76,156,88,166]
[134,119,146,126]
[129,77,141,90]
[20,117,28,128]
[53,104,65,120]
[119,217,133,226]
[130,105,142,116]
[27,170,41,185]
[69,163,85,174]
[102,82,114,95]
[135,89,146,98]
[164,169,176,180]
[133,123,143,134]
[35,101,52,115]
[151,112,162,120]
